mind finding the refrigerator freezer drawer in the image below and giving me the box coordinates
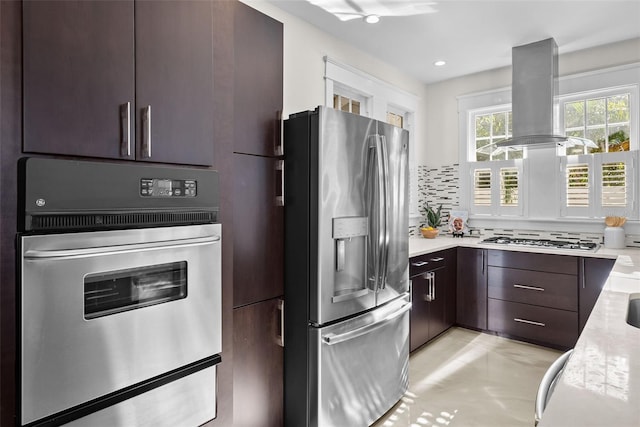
[310,296,410,427]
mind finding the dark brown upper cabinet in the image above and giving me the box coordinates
[22,0,214,166]
[234,1,283,157]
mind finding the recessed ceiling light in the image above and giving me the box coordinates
[364,14,380,24]
[434,60,446,67]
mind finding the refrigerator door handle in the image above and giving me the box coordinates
[365,137,383,291]
[378,135,391,290]
[322,302,411,346]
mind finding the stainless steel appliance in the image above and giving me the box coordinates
[284,107,410,427]
[18,158,221,427]
[481,236,598,251]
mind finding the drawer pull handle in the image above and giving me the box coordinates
[429,257,444,262]
[412,261,428,267]
[514,284,545,292]
[514,318,546,327]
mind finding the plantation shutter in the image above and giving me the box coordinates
[601,161,627,207]
[566,163,590,208]
[500,167,519,206]
[473,168,491,206]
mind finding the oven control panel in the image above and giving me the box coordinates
[140,178,197,197]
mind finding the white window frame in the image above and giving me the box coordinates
[467,159,525,217]
[332,83,370,116]
[459,63,640,227]
[324,56,419,217]
[558,85,637,155]
[556,68,639,220]
[559,151,637,219]
[461,99,527,217]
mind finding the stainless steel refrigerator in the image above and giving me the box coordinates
[284,106,410,427]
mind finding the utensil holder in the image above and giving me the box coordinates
[604,226,625,249]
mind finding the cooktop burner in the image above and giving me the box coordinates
[480,236,598,251]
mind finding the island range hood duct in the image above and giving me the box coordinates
[496,38,596,149]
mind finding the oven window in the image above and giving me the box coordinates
[84,261,187,319]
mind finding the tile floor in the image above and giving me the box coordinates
[372,327,562,427]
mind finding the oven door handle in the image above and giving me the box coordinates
[24,235,220,260]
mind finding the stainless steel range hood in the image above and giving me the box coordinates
[496,38,596,149]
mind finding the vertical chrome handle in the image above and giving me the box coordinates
[274,110,283,156]
[275,160,285,206]
[409,280,413,303]
[430,272,436,300]
[277,299,284,347]
[481,250,485,275]
[141,105,152,158]
[376,134,391,290]
[120,102,131,157]
[581,258,586,289]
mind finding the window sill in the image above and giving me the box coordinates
[468,215,640,235]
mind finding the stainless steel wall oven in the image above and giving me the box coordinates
[18,158,222,427]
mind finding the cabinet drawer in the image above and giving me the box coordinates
[487,267,577,311]
[487,250,578,275]
[488,299,578,348]
[410,253,446,277]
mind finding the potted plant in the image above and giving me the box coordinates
[420,203,442,238]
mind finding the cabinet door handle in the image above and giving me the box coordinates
[275,160,285,206]
[514,284,545,292]
[481,250,485,275]
[429,257,444,262]
[276,299,285,347]
[430,271,436,301]
[412,261,428,267]
[514,318,546,327]
[120,102,131,156]
[581,258,586,289]
[141,105,152,158]
[274,109,284,156]
[409,280,413,303]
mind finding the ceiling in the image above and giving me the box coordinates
[263,0,640,84]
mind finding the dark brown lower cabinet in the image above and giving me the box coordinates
[486,250,579,349]
[487,299,579,349]
[456,247,487,330]
[580,257,615,331]
[410,249,456,352]
[233,298,283,427]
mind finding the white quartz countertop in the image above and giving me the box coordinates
[410,235,640,426]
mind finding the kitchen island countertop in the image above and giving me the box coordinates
[409,235,640,426]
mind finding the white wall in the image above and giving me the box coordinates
[424,37,640,167]
[240,0,429,159]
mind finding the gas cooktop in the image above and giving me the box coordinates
[480,236,599,251]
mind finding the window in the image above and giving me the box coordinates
[387,111,404,128]
[333,94,361,115]
[474,110,522,161]
[459,64,639,224]
[560,152,636,218]
[466,105,525,216]
[559,85,637,218]
[470,161,524,216]
[563,91,631,155]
